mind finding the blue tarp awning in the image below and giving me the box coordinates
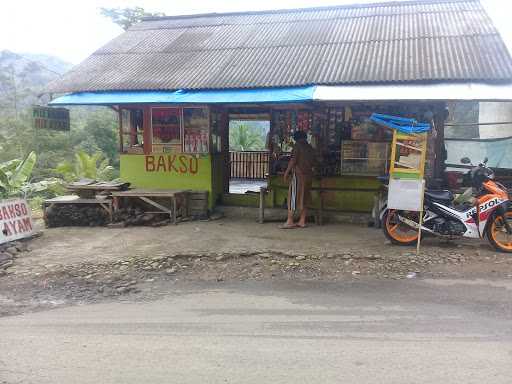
[49,87,316,106]
[369,113,431,134]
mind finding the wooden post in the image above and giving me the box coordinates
[184,191,190,220]
[433,103,447,181]
[259,187,265,224]
[319,191,324,226]
[172,197,177,225]
[416,179,425,255]
[143,106,152,155]
[117,106,123,153]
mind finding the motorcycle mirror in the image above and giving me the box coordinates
[483,157,489,164]
[460,157,471,164]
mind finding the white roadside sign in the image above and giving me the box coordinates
[0,199,35,244]
[387,178,425,211]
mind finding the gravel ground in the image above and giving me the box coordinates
[1,218,512,316]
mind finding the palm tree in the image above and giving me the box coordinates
[229,124,265,151]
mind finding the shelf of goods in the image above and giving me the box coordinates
[341,141,390,175]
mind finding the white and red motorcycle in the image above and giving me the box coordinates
[381,158,512,252]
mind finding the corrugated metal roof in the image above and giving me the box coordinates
[47,0,512,93]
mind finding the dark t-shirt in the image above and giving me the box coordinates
[292,140,316,177]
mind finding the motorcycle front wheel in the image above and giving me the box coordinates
[383,209,419,246]
[487,211,512,253]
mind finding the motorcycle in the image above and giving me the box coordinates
[380,157,512,253]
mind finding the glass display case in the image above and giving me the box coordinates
[183,107,209,154]
[151,107,182,153]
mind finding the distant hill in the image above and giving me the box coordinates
[19,52,73,75]
[0,50,73,117]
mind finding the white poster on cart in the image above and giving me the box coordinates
[387,178,425,212]
[0,199,35,244]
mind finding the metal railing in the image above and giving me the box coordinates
[229,151,269,180]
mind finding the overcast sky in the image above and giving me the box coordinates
[1,0,511,64]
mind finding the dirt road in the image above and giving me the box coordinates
[1,279,512,384]
[2,220,512,383]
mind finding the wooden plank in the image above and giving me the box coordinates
[189,197,208,201]
[259,187,265,224]
[189,201,208,209]
[139,197,172,214]
[111,189,190,197]
[189,200,208,206]
[189,210,208,216]
[44,196,113,205]
[189,193,208,200]
[67,182,130,191]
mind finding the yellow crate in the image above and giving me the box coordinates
[389,131,428,178]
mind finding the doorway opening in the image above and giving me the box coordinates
[228,119,270,194]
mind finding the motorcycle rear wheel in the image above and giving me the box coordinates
[487,211,512,253]
[383,209,419,246]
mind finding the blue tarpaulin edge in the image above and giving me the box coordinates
[370,113,431,134]
[49,87,316,106]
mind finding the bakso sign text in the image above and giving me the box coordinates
[33,106,70,131]
[145,154,199,174]
[0,199,35,244]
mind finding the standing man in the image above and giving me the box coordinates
[282,131,316,228]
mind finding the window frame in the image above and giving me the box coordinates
[118,105,152,154]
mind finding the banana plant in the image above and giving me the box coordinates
[0,151,59,199]
[55,150,115,182]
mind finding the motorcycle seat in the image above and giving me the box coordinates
[425,190,454,202]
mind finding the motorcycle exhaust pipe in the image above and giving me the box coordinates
[397,214,450,238]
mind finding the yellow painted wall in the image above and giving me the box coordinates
[269,175,380,213]
[120,154,214,207]
[222,175,380,213]
[120,154,379,212]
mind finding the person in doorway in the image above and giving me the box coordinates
[281,131,316,229]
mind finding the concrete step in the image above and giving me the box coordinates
[215,205,372,225]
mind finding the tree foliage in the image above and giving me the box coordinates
[55,150,115,182]
[0,51,119,206]
[0,152,60,199]
[229,123,267,151]
[100,6,165,30]
[0,107,120,180]
[0,50,119,181]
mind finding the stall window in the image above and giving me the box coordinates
[268,109,313,175]
[269,106,393,176]
[121,108,144,153]
[151,107,182,153]
[183,107,209,153]
[339,113,392,176]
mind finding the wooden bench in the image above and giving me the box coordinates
[111,189,190,225]
[259,185,380,225]
[43,195,113,225]
[258,186,326,225]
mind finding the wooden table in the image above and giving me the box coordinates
[111,189,190,224]
[43,195,113,224]
[66,180,130,199]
